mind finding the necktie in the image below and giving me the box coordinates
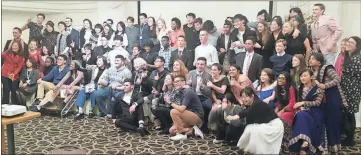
[178,50,182,59]
[245,54,251,75]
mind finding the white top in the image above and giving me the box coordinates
[242,51,254,75]
[84,30,92,45]
[123,91,133,105]
[194,44,219,67]
[107,47,130,67]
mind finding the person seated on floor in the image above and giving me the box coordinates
[31,55,70,111]
[16,58,39,107]
[74,56,107,120]
[96,54,132,117]
[142,56,170,124]
[187,57,212,133]
[227,87,284,154]
[114,78,150,137]
[152,74,181,134]
[166,75,204,141]
[209,93,246,146]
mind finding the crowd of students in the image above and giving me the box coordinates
[2,2,361,154]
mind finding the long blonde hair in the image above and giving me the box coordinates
[172,59,188,77]
[258,22,270,46]
[157,19,167,35]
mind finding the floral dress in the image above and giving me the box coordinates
[341,53,361,113]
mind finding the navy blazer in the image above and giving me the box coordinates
[69,28,80,49]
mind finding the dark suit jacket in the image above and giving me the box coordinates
[69,28,80,49]
[169,48,195,71]
[216,34,232,65]
[235,52,263,83]
[4,40,29,60]
[112,91,144,119]
[92,46,112,58]
[229,27,257,64]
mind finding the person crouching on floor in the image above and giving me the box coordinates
[114,78,150,137]
[227,87,284,154]
[165,75,205,141]
[208,93,246,146]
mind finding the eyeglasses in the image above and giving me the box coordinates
[174,80,184,83]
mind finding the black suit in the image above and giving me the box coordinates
[113,91,145,131]
[216,34,231,65]
[3,40,29,60]
[68,28,80,49]
[169,48,195,71]
[235,51,263,83]
[228,27,257,64]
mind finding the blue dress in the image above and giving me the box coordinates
[289,85,325,154]
[258,88,275,109]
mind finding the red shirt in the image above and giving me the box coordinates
[1,51,25,81]
[28,50,41,62]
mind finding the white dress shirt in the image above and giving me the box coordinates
[123,91,133,105]
[242,51,254,75]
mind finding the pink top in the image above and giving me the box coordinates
[169,29,185,48]
[334,53,345,78]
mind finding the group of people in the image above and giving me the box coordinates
[2,2,361,154]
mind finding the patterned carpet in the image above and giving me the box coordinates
[4,115,361,154]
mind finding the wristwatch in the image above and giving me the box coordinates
[133,102,138,107]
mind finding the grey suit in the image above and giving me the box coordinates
[235,52,263,83]
[188,70,212,98]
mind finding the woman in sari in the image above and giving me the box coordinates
[288,69,325,154]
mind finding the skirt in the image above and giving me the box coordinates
[237,118,284,154]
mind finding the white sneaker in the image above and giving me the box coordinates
[193,126,204,139]
[213,139,224,144]
[170,133,187,141]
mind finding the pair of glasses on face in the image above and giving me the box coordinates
[174,80,185,83]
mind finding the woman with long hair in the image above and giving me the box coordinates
[90,24,103,48]
[290,54,307,88]
[171,60,188,79]
[1,41,25,105]
[282,21,311,60]
[289,69,325,155]
[42,21,59,56]
[55,21,71,58]
[309,52,347,152]
[157,18,170,43]
[16,58,39,106]
[334,38,348,78]
[340,36,361,146]
[100,24,114,47]
[264,18,285,58]
[115,21,128,48]
[79,19,93,48]
[275,72,297,125]
[255,22,272,68]
[148,17,161,52]
[74,56,107,120]
[288,7,307,37]
[228,64,254,104]
[257,68,276,108]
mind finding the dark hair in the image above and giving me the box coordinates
[276,39,287,47]
[224,93,236,104]
[260,68,275,86]
[65,17,73,22]
[115,21,126,35]
[93,24,104,34]
[314,3,326,14]
[233,14,249,25]
[171,17,182,29]
[28,39,38,45]
[257,9,271,22]
[310,52,326,81]
[83,43,92,50]
[276,71,292,107]
[6,40,24,56]
[127,16,135,22]
[230,64,242,74]
[203,20,215,31]
[115,55,125,61]
[246,36,256,44]
[194,18,203,24]
[123,78,134,85]
[97,56,108,68]
[289,8,305,23]
[140,13,147,18]
[174,75,186,81]
[212,63,223,74]
[197,57,207,64]
[178,35,186,40]
[80,19,93,35]
[133,44,141,51]
[102,24,114,37]
[271,18,283,31]
[46,56,55,64]
[186,13,196,19]
[58,54,67,62]
[43,21,55,35]
[143,40,154,48]
[298,69,314,100]
[113,35,124,42]
[106,19,114,25]
[241,87,256,97]
[58,21,67,29]
[161,35,170,41]
[226,17,234,22]
[224,20,233,27]
[13,27,22,33]
[26,57,38,69]
[37,13,45,19]
[344,36,361,66]
[148,17,157,33]
[156,56,165,63]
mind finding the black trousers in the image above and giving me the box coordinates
[216,111,245,142]
[115,106,144,132]
[153,106,172,129]
[1,76,20,105]
[342,112,356,142]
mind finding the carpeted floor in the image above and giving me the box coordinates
[5,115,361,154]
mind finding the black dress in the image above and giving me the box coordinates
[285,31,307,56]
[263,31,285,68]
[255,33,273,68]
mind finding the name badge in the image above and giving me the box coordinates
[139,36,142,40]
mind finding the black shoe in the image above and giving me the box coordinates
[74,113,85,120]
[342,139,355,146]
[159,129,169,135]
[32,99,41,106]
[137,127,146,137]
[143,127,150,135]
[88,112,95,118]
[43,101,53,107]
[29,106,40,112]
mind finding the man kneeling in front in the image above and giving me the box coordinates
[164,75,204,141]
[114,78,149,137]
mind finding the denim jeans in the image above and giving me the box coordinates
[108,89,124,115]
[94,87,110,115]
[74,89,97,109]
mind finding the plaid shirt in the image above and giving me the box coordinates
[158,47,173,69]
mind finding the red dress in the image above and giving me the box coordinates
[279,86,298,126]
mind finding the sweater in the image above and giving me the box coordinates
[42,66,70,85]
[270,53,292,78]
